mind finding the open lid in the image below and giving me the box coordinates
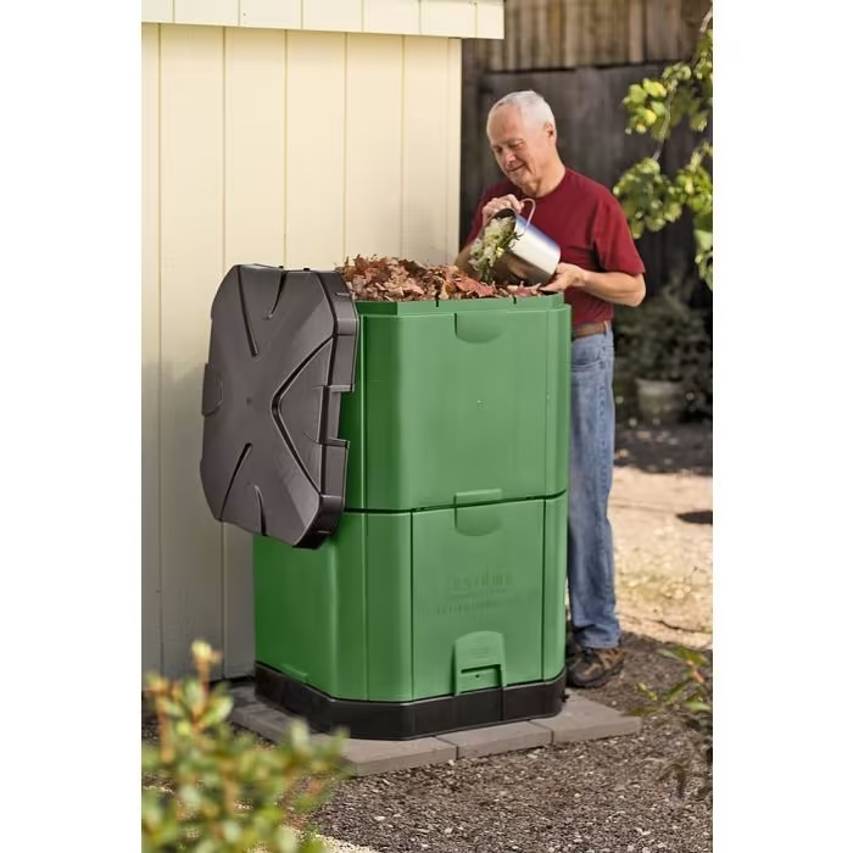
[200,265,357,548]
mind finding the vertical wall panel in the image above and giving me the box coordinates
[144,24,465,678]
[401,36,449,263]
[142,23,163,676]
[224,29,286,267]
[285,31,347,267]
[303,0,363,33]
[445,38,461,259]
[222,26,287,677]
[159,24,225,678]
[239,0,301,29]
[364,0,420,35]
[345,34,404,259]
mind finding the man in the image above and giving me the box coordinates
[456,90,646,688]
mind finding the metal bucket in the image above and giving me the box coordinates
[492,199,560,285]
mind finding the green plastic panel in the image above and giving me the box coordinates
[543,490,569,680]
[411,500,544,698]
[254,513,370,700]
[339,296,570,511]
[253,492,567,703]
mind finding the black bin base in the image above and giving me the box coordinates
[255,662,566,740]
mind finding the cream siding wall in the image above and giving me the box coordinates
[142,23,465,678]
[142,0,504,38]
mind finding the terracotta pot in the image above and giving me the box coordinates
[635,378,685,425]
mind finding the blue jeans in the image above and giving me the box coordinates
[568,326,620,649]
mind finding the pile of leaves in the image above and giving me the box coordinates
[336,255,543,302]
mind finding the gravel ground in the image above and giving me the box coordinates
[143,634,711,853]
[312,632,711,853]
[614,423,712,476]
[611,424,712,649]
[612,466,712,649]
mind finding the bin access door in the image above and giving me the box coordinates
[200,265,357,548]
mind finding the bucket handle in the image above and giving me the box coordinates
[517,198,536,236]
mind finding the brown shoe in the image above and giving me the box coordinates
[567,645,625,688]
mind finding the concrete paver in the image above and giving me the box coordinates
[229,687,639,774]
[529,693,641,743]
[436,720,550,758]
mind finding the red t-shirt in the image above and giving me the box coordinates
[464,168,645,326]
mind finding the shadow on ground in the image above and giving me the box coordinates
[615,422,712,476]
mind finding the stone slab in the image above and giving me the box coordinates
[229,692,457,776]
[230,699,299,744]
[230,683,259,708]
[436,720,551,758]
[333,735,457,777]
[529,693,641,743]
[227,684,639,775]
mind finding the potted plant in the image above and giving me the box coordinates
[614,285,711,425]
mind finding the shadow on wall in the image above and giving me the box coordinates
[142,358,255,681]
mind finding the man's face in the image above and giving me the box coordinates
[487,105,558,195]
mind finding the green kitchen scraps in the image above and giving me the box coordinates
[469,214,517,284]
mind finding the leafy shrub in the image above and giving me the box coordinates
[631,645,712,800]
[615,286,712,417]
[614,9,713,287]
[142,641,346,852]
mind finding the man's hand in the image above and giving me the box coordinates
[542,265,646,306]
[482,194,523,225]
[541,262,588,293]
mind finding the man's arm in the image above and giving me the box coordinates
[542,263,645,307]
[453,243,476,276]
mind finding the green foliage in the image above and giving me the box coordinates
[631,645,712,801]
[614,12,713,287]
[469,214,517,284]
[614,284,712,416]
[142,641,346,852]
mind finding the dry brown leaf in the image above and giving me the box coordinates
[336,255,542,303]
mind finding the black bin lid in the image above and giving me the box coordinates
[200,265,357,548]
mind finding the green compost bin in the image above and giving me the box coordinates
[200,267,571,739]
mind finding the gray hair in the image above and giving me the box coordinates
[487,90,556,131]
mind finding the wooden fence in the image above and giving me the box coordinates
[472,0,710,70]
